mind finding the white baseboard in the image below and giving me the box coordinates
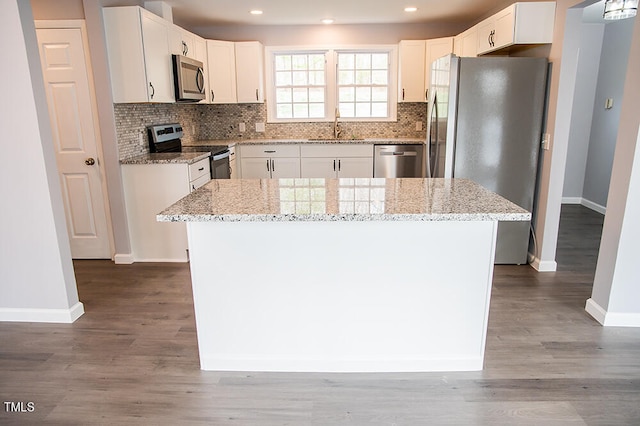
[561,197,606,215]
[0,302,84,323]
[529,255,557,272]
[561,197,582,204]
[113,253,134,264]
[586,298,640,327]
[581,198,606,215]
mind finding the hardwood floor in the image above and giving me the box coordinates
[2,205,639,425]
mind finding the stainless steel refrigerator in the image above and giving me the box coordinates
[426,54,548,264]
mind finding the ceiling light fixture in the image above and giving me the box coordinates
[404,7,418,12]
[603,0,638,20]
[250,10,263,15]
[322,19,334,24]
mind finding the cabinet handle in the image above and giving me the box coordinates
[211,90,215,102]
[264,150,276,153]
[338,159,341,171]
[271,159,275,172]
[266,159,270,172]
[198,167,204,171]
[333,159,336,171]
[182,41,188,56]
[256,89,259,101]
[149,82,155,99]
[402,88,405,101]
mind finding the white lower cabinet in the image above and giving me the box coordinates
[122,158,210,262]
[239,145,300,178]
[300,144,373,178]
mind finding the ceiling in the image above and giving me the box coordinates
[161,0,513,27]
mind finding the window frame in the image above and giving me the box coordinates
[265,45,398,123]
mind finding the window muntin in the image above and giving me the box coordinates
[274,53,326,119]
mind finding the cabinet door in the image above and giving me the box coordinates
[240,157,271,178]
[235,41,264,103]
[271,157,301,178]
[398,40,426,102]
[494,6,516,50]
[337,157,374,178]
[301,157,337,178]
[455,27,478,58]
[476,18,495,55]
[140,13,174,102]
[206,40,238,104]
[193,36,209,104]
[425,37,454,95]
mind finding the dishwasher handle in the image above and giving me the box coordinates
[380,151,417,157]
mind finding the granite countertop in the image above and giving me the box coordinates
[186,138,425,146]
[121,152,211,165]
[157,178,531,223]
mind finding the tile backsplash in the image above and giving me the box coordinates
[115,102,427,161]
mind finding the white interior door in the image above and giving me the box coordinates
[36,25,111,259]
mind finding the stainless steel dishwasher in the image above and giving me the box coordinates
[373,144,424,178]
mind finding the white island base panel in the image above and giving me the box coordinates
[187,220,497,372]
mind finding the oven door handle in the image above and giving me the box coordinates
[212,150,230,161]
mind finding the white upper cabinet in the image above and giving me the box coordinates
[476,2,556,55]
[103,6,175,103]
[206,40,238,104]
[454,26,479,57]
[235,42,265,103]
[398,40,426,102]
[169,26,191,57]
[425,37,454,92]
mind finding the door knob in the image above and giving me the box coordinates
[85,158,95,166]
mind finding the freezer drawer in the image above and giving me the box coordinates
[373,144,424,178]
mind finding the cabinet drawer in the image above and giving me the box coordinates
[190,173,210,192]
[300,144,373,158]
[240,144,300,158]
[189,158,210,181]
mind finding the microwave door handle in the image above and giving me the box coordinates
[196,67,205,93]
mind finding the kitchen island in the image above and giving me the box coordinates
[158,178,529,372]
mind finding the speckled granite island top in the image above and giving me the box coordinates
[121,152,210,165]
[157,178,530,222]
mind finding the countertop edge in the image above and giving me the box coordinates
[121,152,211,165]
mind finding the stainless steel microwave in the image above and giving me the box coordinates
[172,54,205,102]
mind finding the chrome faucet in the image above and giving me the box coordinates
[333,108,342,139]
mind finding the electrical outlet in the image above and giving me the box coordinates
[191,125,196,134]
[239,122,246,132]
[138,132,144,146]
[255,122,265,132]
[415,121,423,131]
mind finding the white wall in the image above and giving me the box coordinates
[561,23,604,201]
[0,0,83,322]
[582,18,635,209]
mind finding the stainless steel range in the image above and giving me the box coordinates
[147,123,230,179]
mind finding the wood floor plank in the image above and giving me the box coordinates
[1,205,639,424]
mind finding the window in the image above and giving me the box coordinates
[266,46,397,123]
[274,53,326,119]
[337,52,389,118]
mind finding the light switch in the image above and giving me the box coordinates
[605,98,614,110]
[239,122,246,132]
[255,122,265,132]
[415,121,423,131]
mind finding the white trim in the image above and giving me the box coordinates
[265,44,398,124]
[0,302,84,323]
[561,197,582,204]
[561,197,606,214]
[113,253,134,264]
[586,298,640,327]
[200,356,483,373]
[581,198,606,215]
[529,255,558,272]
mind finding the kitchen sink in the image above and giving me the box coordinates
[307,138,365,141]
